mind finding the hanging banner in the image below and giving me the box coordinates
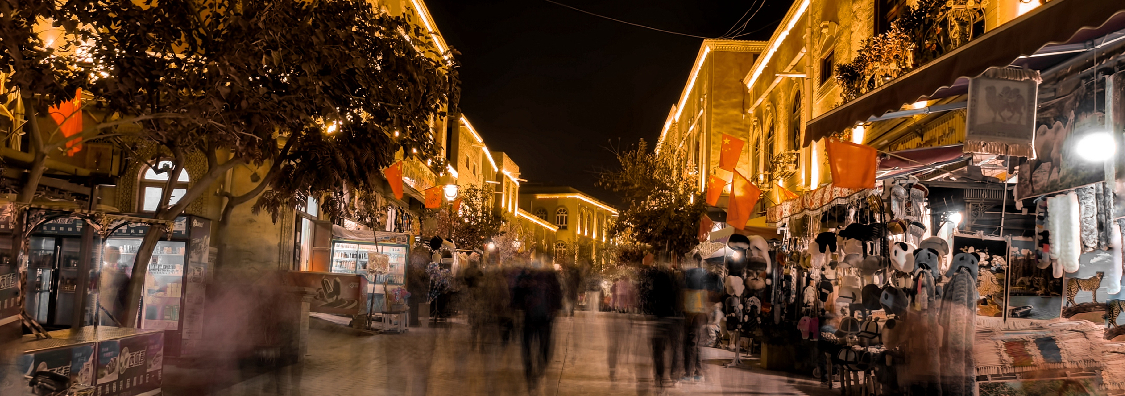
[424,186,442,209]
[1017,76,1106,199]
[964,68,1040,157]
[705,175,726,206]
[727,171,760,230]
[385,161,404,200]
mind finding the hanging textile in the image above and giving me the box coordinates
[964,68,1040,157]
[706,175,726,206]
[727,171,760,230]
[48,88,83,156]
[1048,192,1081,273]
[1110,221,1122,295]
[1076,185,1098,253]
[1097,182,1114,251]
[385,161,404,200]
[939,269,978,396]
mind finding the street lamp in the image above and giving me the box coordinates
[1077,131,1116,162]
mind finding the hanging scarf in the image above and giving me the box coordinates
[939,269,978,396]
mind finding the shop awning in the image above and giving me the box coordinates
[804,0,1125,145]
[766,183,871,224]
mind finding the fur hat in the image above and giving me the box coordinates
[746,275,767,290]
[879,286,908,317]
[815,232,838,253]
[747,235,772,274]
[725,276,745,297]
[912,183,929,198]
[842,253,863,268]
[914,248,941,279]
[948,252,981,280]
[890,242,916,272]
[919,237,950,257]
[840,223,877,241]
[862,284,883,311]
[859,255,885,275]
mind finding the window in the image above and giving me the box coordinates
[765,123,776,167]
[294,197,318,271]
[820,50,834,86]
[790,92,803,151]
[556,207,568,228]
[139,160,189,212]
[534,207,547,220]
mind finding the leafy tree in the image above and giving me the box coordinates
[598,139,705,261]
[5,0,456,326]
[429,184,504,251]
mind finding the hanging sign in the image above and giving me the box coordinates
[965,68,1041,157]
[1017,73,1107,199]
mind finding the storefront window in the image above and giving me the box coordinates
[139,160,189,212]
[294,197,318,271]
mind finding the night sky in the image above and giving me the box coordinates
[426,0,795,204]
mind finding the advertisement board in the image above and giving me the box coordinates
[289,271,366,315]
[1017,77,1106,199]
[95,332,163,396]
[17,343,96,391]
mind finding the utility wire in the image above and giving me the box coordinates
[726,0,768,38]
[544,0,713,40]
[720,1,759,38]
[731,17,784,39]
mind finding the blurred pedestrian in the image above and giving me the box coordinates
[564,263,581,316]
[605,270,636,381]
[639,253,683,387]
[513,263,562,394]
[682,253,719,382]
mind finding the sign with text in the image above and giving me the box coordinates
[95,332,163,396]
[18,343,97,392]
[289,271,365,315]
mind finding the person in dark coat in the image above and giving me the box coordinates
[512,264,562,393]
[639,253,684,387]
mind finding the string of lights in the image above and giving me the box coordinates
[543,0,713,40]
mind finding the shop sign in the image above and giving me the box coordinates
[965,72,1039,157]
[0,269,18,319]
[1017,77,1106,199]
[37,217,85,236]
[111,216,189,238]
[17,343,97,391]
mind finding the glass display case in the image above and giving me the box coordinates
[329,232,409,314]
[102,239,186,330]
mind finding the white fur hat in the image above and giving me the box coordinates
[890,242,915,272]
[918,237,949,257]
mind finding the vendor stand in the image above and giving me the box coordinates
[18,327,164,396]
[325,226,411,331]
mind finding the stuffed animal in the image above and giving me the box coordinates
[809,241,827,270]
[747,235,772,274]
[919,236,950,258]
[815,232,838,253]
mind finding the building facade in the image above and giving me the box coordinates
[520,187,617,268]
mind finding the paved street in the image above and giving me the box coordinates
[164,312,836,396]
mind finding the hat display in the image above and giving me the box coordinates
[912,183,929,198]
[840,223,877,241]
[919,237,950,257]
[890,242,915,272]
[725,276,745,297]
[859,255,885,275]
[842,253,862,268]
[746,276,767,290]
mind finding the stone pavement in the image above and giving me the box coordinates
[163,312,837,396]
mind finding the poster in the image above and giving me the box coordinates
[95,332,163,396]
[180,219,212,357]
[1018,77,1106,199]
[289,271,365,315]
[17,343,96,391]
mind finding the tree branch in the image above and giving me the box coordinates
[219,134,297,224]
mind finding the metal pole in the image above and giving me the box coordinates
[71,184,97,333]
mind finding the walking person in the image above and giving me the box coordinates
[682,253,719,382]
[639,253,683,388]
[513,263,562,394]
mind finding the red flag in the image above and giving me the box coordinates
[727,171,760,230]
[698,215,713,242]
[452,197,463,214]
[385,161,404,199]
[48,88,83,156]
[718,133,744,171]
[706,175,726,206]
[777,182,799,200]
[424,186,442,209]
[826,138,877,189]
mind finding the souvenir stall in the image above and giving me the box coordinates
[324,226,411,331]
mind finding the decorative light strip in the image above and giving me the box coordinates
[459,115,498,172]
[745,0,810,90]
[446,164,458,178]
[518,209,559,231]
[459,115,484,144]
[534,194,618,215]
[675,46,711,122]
[409,0,448,55]
[502,170,520,186]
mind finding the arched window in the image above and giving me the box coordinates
[534,207,547,220]
[140,160,189,212]
[765,122,776,174]
[556,207,568,228]
[791,91,803,151]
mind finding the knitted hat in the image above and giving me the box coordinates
[890,242,915,272]
[919,237,950,257]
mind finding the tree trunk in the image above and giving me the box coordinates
[120,157,241,327]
